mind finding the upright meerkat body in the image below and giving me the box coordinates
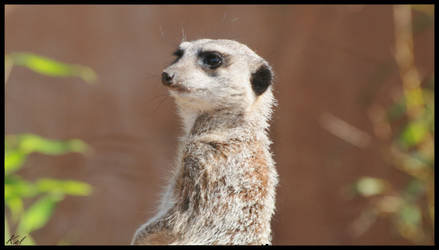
[132,39,278,245]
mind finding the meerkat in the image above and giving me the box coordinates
[132,39,278,245]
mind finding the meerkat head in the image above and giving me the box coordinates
[162,39,274,114]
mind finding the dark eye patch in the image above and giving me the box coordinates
[172,49,184,63]
[198,51,224,70]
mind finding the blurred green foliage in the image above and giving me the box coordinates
[5,53,96,245]
[5,52,97,84]
[353,5,434,244]
[355,177,386,197]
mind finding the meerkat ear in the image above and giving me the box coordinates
[250,64,273,96]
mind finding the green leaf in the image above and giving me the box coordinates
[400,120,429,148]
[398,203,422,227]
[8,52,97,84]
[17,194,64,235]
[5,176,38,200]
[356,177,386,197]
[68,139,90,153]
[5,134,90,164]
[5,150,27,174]
[5,197,24,222]
[36,178,92,196]
[17,134,89,155]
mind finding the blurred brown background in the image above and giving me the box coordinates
[5,5,434,245]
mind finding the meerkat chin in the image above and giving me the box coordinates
[132,39,278,245]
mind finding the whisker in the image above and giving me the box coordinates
[151,94,170,114]
[181,25,186,42]
[144,73,160,80]
[159,25,165,41]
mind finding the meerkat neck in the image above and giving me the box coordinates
[178,107,261,138]
[178,108,199,136]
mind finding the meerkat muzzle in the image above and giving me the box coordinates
[161,71,190,93]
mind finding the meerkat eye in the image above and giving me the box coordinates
[200,52,223,69]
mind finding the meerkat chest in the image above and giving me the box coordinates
[175,138,271,210]
[170,138,274,244]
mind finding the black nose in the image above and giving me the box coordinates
[161,72,174,86]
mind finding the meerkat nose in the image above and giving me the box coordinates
[161,72,175,86]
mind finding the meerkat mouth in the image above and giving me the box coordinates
[167,83,190,93]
